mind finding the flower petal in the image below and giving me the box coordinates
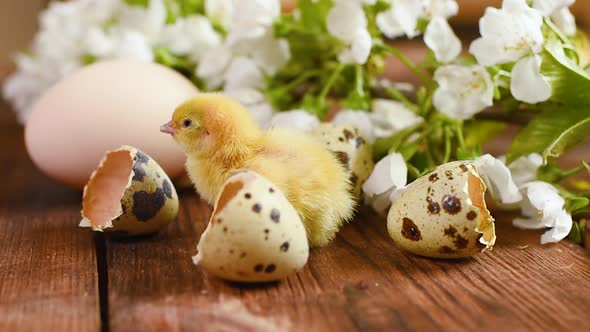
[504,153,543,187]
[424,17,461,63]
[223,57,264,90]
[371,99,423,138]
[540,209,573,244]
[510,55,552,104]
[267,110,320,132]
[474,154,523,204]
[327,1,367,41]
[551,7,577,36]
[433,65,493,119]
[362,153,407,197]
[533,0,575,16]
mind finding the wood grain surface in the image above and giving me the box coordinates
[0,121,100,331]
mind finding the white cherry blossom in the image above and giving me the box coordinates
[533,0,575,16]
[362,153,408,215]
[371,99,423,138]
[433,65,494,119]
[510,55,552,104]
[205,0,235,30]
[474,154,523,205]
[223,57,265,91]
[424,16,461,63]
[513,181,573,244]
[469,0,544,66]
[159,16,222,62]
[551,7,577,36]
[226,0,281,44]
[327,1,372,64]
[196,46,233,90]
[502,153,543,187]
[267,110,320,132]
[376,0,458,39]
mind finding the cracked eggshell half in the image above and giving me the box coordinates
[194,170,309,282]
[387,161,495,259]
[79,146,179,236]
[311,123,374,199]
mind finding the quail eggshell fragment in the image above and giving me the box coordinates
[387,161,496,259]
[79,146,179,236]
[194,170,309,282]
[311,123,374,198]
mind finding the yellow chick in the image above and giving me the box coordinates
[160,93,355,247]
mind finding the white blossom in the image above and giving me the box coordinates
[223,57,265,91]
[118,0,167,43]
[327,1,372,64]
[267,110,320,132]
[532,0,575,16]
[237,30,291,75]
[205,0,235,30]
[376,0,458,39]
[424,16,461,63]
[510,55,552,104]
[196,46,233,90]
[332,110,376,143]
[551,7,577,36]
[469,0,544,66]
[371,99,423,138]
[223,88,274,128]
[362,153,408,215]
[513,181,573,244]
[502,153,543,187]
[433,65,494,119]
[159,16,222,62]
[226,0,281,44]
[474,154,523,205]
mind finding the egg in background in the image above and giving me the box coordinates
[25,60,198,189]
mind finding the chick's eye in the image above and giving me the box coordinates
[182,119,193,128]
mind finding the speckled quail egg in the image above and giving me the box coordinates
[194,170,309,282]
[311,123,374,198]
[387,161,496,259]
[79,146,179,236]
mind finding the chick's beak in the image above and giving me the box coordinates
[160,120,178,135]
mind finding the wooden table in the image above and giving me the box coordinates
[1,109,589,332]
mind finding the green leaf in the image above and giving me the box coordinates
[560,189,590,213]
[506,104,590,163]
[300,94,328,119]
[463,120,506,148]
[568,221,583,244]
[542,37,590,106]
[124,0,149,7]
[298,0,333,32]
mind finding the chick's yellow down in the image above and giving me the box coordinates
[161,93,355,247]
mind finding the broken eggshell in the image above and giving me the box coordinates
[79,146,179,236]
[194,170,309,282]
[387,161,496,259]
[311,123,374,198]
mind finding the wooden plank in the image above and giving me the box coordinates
[107,191,590,331]
[0,124,100,331]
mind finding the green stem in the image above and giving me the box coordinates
[355,64,365,96]
[443,127,452,163]
[382,44,431,87]
[320,63,345,99]
[385,87,419,112]
[455,122,466,149]
[562,162,589,178]
[284,70,321,92]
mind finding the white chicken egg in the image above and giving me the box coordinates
[194,170,309,282]
[387,161,496,258]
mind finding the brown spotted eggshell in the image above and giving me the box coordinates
[79,146,179,236]
[387,161,496,259]
[311,123,374,199]
[194,170,309,282]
